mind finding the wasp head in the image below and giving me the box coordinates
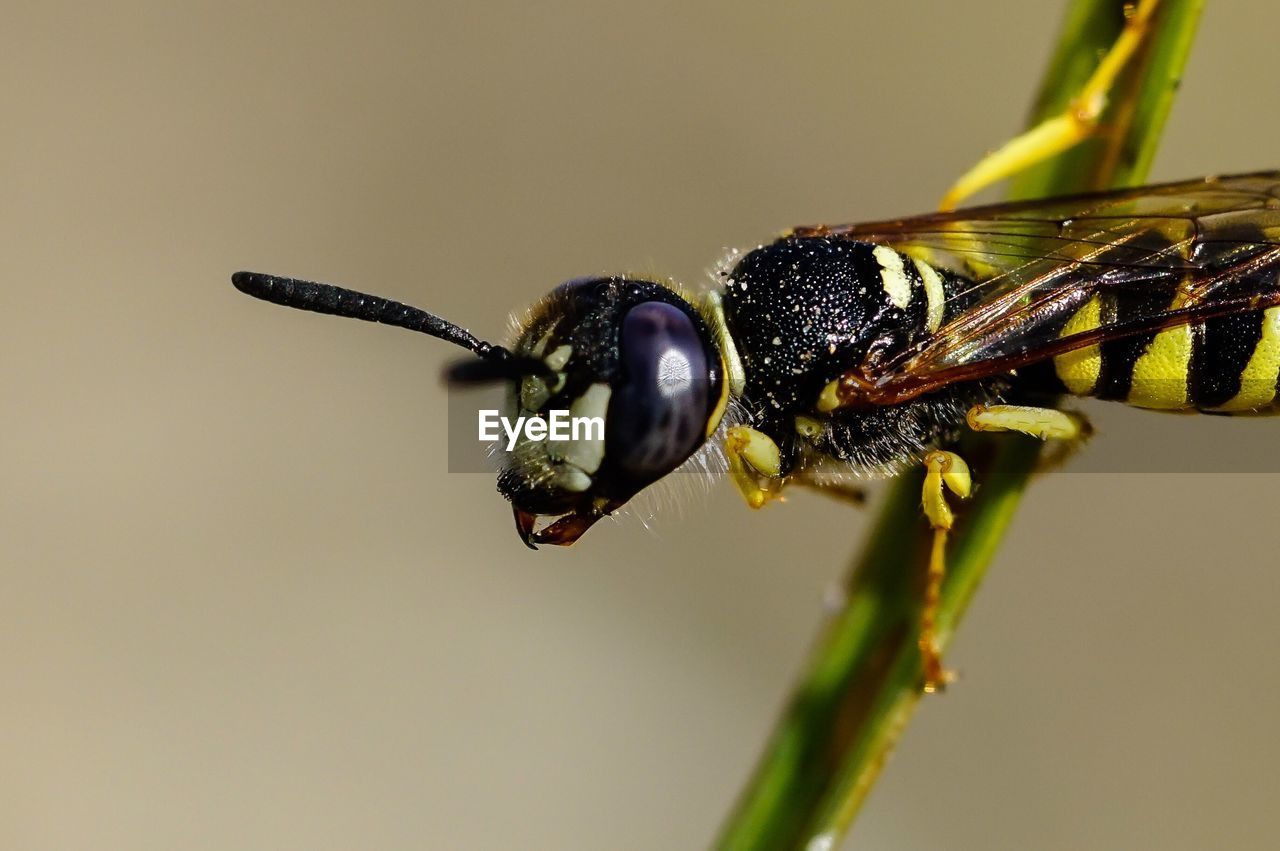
[495,277,726,547]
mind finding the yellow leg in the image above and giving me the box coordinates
[792,472,868,507]
[725,425,783,509]
[938,0,1160,211]
[968,404,1093,475]
[919,450,971,693]
[966,403,1089,441]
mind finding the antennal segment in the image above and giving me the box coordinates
[232,271,500,358]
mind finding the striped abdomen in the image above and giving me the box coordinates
[1054,291,1280,413]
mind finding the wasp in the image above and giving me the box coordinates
[232,1,1279,691]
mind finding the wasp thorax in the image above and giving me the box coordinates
[496,276,725,547]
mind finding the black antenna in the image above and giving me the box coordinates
[231,271,550,380]
[232,271,501,356]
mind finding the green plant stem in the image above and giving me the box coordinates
[713,2,1202,849]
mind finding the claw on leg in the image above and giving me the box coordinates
[939,0,1160,210]
[725,426,783,509]
[920,450,970,693]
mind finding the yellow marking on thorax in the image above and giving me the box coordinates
[913,258,946,333]
[707,356,731,436]
[872,245,912,309]
[1053,296,1102,396]
[1212,306,1280,412]
[1128,324,1193,409]
[702,290,745,396]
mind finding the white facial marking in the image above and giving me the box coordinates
[561,383,611,474]
[914,257,946,332]
[544,344,572,371]
[559,465,593,492]
[873,245,912,309]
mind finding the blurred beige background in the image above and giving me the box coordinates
[4,1,1278,849]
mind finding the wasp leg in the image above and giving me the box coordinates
[725,425,783,509]
[966,403,1089,440]
[920,450,971,693]
[938,0,1159,211]
[967,403,1093,474]
[791,473,868,508]
[788,416,868,505]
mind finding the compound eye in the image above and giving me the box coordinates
[608,301,712,480]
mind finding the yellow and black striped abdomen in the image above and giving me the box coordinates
[1053,294,1280,413]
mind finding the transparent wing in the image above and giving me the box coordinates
[792,172,1280,403]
